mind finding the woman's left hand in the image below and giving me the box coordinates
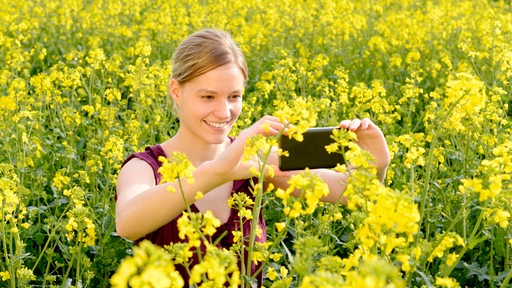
[339,118,390,181]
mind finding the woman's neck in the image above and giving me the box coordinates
[161,131,229,166]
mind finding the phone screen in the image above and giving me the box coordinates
[278,127,345,171]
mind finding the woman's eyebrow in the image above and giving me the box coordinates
[196,88,243,94]
[196,88,218,94]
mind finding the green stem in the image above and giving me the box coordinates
[250,214,291,279]
[469,209,485,242]
[440,209,485,277]
[41,241,59,287]
[238,211,246,285]
[418,130,439,244]
[244,143,275,287]
[176,175,192,214]
[32,204,70,271]
[1,210,15,288]
[499,268,512,288]
[61,247,76,288]
[245,169,265,287]
[176,176,205,266]
[416,89,470,247]
[76,247,81,287]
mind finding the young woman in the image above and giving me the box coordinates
[115,29,390,284]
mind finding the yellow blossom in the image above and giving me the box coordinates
[275,222,286,232]
[232,231,243,243]
[194,191,204,200]
[53,170,71,190]
[435,276,461,288]
[267,267,278,281]
[493,209,510,228]
[396,254,411,273]
[446,253,459,267]
[0,271,10,281]
[202,210,221,236]
[158,152,196,186]
[428,233,465,262]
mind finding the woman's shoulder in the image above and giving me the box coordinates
[122,145,166,167]
[120,144,167,186]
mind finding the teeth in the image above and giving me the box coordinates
[205,120,229,128]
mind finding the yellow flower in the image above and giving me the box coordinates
[189,248,239,286]
[273,96,318,141]
[158,152,196,186]
[86,48,106,69]
[435,276,461,288]
[279,170,329,218]
[104,88,122,102]
[242,134,275,167]
[325,142,339,154]
[177,212,200,246]
[493,209,510,228]
[446,252,459,267]
[269,253,282,261]
[238,207,253,220]
[194,191,204,200]
[266,267,278,281]
[275,188,290,201]
[63,186,86,207]
[202,210,221,236]
[64,206,97,246]
[0,96,16,111]
[0,271,10,281]
[396,254,411,273]
[111,240,184,288]
[427,233,465,262]
[53,170,71,191]
[232,231,243,243]
[101,136,125,163]
[404,146,426,168]
[228,192,255,221]
[413,246,422,261]
[251,251,265,265]
[280,266,289,278]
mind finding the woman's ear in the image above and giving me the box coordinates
[169,79,181,105]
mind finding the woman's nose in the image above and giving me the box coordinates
[215,99,231,119]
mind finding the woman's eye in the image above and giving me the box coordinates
[201,95,214,100]
[230,95,242,101]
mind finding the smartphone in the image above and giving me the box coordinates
[278,127,345,171]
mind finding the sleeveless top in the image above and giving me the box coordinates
[119,144,266,285]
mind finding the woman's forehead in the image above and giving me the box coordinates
[184,64,245,91]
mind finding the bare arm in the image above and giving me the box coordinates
[115,158,229,241]
[115,115,286,241]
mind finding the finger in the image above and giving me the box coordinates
[259,118,287,136]
[339,119,352,129]
[260,122,285,136]
[261,115,284,125]
[360,118,372,129]
[348,118,362,131]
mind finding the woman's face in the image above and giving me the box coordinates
[171,63,244,145]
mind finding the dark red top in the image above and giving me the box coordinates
[119,144,266,285]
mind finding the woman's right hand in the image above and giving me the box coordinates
[209,115,286,182]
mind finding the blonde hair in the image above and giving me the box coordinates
[171,29,248,84]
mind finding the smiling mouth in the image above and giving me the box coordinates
[204,120,231,128]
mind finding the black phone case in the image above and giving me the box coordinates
[278,127,346,171]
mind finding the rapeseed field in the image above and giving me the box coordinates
[1,0,511,287]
